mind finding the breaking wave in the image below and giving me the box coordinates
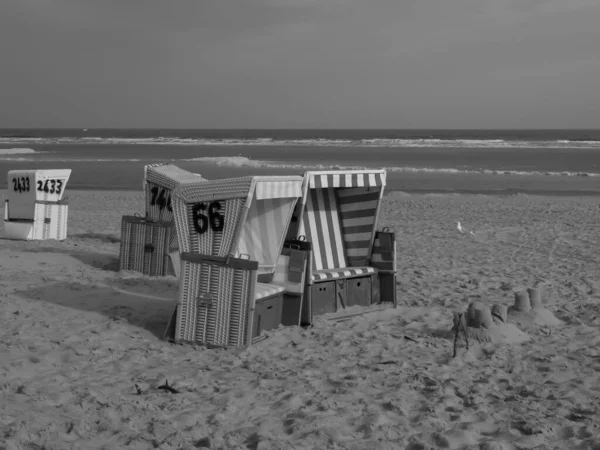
[0,148,37,155]
[1,137,600,149]
[185,156,600,177]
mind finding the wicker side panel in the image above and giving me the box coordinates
[144,221,170,276]
[119,217,145,273]
[118,217,171,276]
[175,260,256,347]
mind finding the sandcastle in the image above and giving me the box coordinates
[453,300,529,345]
[507,286,562,328]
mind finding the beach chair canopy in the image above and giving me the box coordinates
[297,170,386,280]
[6,169,71,220]
[172,176,303,273]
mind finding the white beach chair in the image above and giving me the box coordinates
[3,169,71,240]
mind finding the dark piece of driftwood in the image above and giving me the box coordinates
[158,379,180,394]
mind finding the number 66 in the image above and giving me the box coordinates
[192,201,224,234]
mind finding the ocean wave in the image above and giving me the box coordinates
[0,156,142,162]
[184,156,600,177]
[2,136,600,149]
[0,148,37,155]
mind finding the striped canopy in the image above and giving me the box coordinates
[298,170,386,277]
[307,170,386,190]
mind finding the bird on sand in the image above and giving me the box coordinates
[457,221,464,233]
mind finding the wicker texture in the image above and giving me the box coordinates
[175,260,256,347]
[119,216,172,276]
[172,177,255,255]
[144,164,206,223]
[171,176,303,348]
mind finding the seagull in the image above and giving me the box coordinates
[457,221,464,234]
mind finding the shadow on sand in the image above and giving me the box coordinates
[15,279,177,340]
[19,244,120,271]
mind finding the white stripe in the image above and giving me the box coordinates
[327,188,346,268]
[357,174,365,187]
[332,173,340,188]
[306,195,323,270]
[316,189,334,269]
[321,175,328,188]
[368,173,377,186]
[344,173,352,187]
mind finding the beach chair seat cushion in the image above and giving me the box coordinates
[255,282,285,301]
[311,266,376,282]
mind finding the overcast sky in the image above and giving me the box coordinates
[1,0,599,128]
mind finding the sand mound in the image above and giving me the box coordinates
[454,301,530,345]
[507,287,563,328]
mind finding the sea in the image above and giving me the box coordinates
[1,128,599,196]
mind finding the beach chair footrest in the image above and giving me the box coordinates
[252,293,283,339]
[118,215,174,277]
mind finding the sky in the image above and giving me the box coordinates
[0,0,599,129]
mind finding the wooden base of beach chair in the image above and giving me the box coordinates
[302,273,384,324]
[118,215,174,277]
[3,200,69,241]
[379,271,397,306]
[252,291,283,339]
[345,274,381,307]
[281,293,303,326]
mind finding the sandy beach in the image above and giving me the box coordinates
[1,190,600,450]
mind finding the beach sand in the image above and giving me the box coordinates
[1,190,600,449]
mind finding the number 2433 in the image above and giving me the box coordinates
[192,201,224,234]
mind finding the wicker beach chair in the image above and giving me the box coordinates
[287,170,397,324]
[118,164,205,277]
[3,169,71,240]
[164,175,304,348]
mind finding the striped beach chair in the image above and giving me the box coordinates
[164,175,303,348]
[292,170,397,323]
[118,164,205,277]
[3,169,71,241]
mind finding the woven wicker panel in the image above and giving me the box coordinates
[175,258,256,347]
[144,164,206,223]
[172,177,255,255]
[118,216,172,276]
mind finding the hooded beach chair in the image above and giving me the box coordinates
[164,175,304,348]
[288,169,397,324]
[3,169,71,240]
[118,163,205,277]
